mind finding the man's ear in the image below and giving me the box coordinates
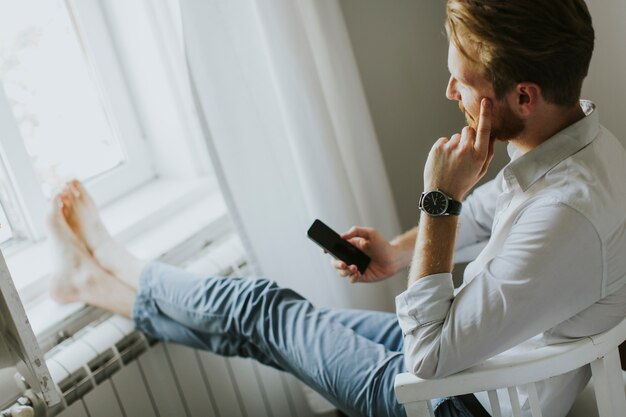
[515,83,541,116]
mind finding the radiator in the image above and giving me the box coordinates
[14,234,321,417]
[47,317,316,417]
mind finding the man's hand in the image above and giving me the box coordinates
[329,226,399,283]
[424,98,495,201]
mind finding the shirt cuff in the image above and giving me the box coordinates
[395,273,455,335]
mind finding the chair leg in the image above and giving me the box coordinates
[404,401,435,417]
[590,349,626,417]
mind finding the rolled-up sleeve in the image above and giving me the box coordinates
[396,273,454,335]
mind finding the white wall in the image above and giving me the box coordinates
[339,0,626,231]
[582,0,626,146]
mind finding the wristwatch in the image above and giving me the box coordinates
[418,189,462,216]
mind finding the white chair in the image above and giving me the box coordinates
[567,368,626,417]
[394,316,626,417]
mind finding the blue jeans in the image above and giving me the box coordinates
[132,262,476,417]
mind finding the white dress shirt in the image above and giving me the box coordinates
[395,101,626,417]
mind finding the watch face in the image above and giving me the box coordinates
[422,190,448,216]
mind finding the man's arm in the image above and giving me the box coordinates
[332,98,498,282]
[331,226,417,283]
[389,226,418,271]
[332,180,499,284]
[396,202,604,378]
[395,99,606,379]
[391,172,501,277]
[332,222,450,283]
[408,216,457,284]
[409,98,494,285]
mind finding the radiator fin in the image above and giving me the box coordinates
[164,344,218,417]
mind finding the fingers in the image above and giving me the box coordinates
[331,258,360,279]
[479,138,496,177]
[341,226,373,241]
[344,264,361,283]
[448,133,462,147]
[434,136,449,150]
[348,270,362,283]
[488,140,496,164]
[460,126,475,148]
[341,227,373,253]
[347,236,370,253]
[475,98,492,156]
[333,260,351,277]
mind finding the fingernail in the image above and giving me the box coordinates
[483,98,491,110]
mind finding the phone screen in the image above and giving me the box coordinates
[307,219,371,274]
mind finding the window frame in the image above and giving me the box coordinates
[63,0,157,206]
[0,0,157,249]
[0,0,221,306]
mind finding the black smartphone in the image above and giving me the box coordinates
[307,219,371,274]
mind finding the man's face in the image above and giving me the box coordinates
[446,43,525,141]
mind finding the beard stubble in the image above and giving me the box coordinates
[459,101,524,142]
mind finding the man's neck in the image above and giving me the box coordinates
[510,103,586,154]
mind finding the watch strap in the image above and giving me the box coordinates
[446,198,462,215]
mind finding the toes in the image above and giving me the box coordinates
[62,184,76,204]
[48,191,81,246]
[72,180,92,204]
[47,198,86,249]
[69,180,81,198]
[60,192,72,216]
[48,196,69,234]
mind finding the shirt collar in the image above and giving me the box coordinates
[503,100,599,192]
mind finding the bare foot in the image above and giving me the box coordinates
[47,195,135,317]
[63,179,112,256]
[61,180,145,289]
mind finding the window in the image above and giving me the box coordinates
[0,0,217,301]
[0,1,128,194]
[0,0,155,251]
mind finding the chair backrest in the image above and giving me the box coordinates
[395,317,626,417]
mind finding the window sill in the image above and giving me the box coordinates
[5,176,231,346]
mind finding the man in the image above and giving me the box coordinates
[49,1,626,416]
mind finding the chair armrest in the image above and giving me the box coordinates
[396,305,626,406]
[395,336,596,404]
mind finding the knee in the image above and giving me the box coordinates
[240,278,302,312]
[236,278,306,332]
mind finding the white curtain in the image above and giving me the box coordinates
[179,0,403,311]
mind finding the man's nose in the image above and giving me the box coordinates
[446,76,460,101]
